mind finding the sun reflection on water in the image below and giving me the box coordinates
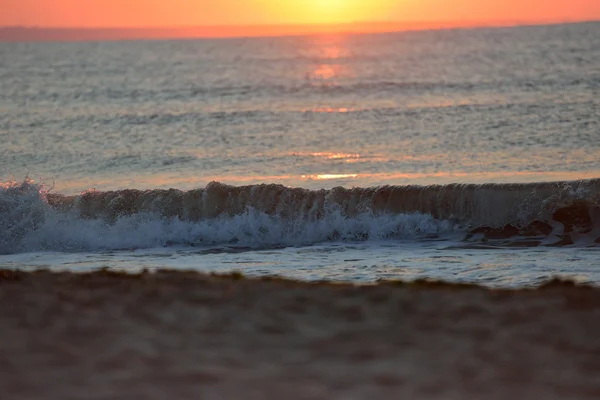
[290,151,365,163]
[312,64,342,80]
[302,107,353,113]
[301,174,359,180]
[306,35,351,82]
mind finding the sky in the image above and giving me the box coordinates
[2,0,600,29]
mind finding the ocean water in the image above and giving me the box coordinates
[1,22,599,287]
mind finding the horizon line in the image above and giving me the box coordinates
[1,18,598,42]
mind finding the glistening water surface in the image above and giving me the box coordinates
[1,22,599,286]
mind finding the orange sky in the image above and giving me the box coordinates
[2,0,600,28]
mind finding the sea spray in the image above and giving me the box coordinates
[1,179,598,254]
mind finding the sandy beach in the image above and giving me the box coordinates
[0,270,599,399]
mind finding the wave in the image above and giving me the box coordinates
[1,179,599,254]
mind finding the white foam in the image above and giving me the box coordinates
[1,180,459,254]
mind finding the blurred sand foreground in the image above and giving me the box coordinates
[0,270,599,400]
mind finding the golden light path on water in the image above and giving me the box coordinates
[4,27,599,197]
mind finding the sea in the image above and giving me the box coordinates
[1,22,599,287]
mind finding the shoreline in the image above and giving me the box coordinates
[1,269,600,399]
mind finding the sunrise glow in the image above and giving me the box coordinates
[290,0,394,24]
[1,0,599,39]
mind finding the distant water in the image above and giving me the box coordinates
[1,22,599,286]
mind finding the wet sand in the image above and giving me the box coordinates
[1,270,600,399]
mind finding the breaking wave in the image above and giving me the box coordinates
[1,178,599,254]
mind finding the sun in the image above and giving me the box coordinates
[315,0,346,13]
[310,0,362,24]
[267,0,394,25]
